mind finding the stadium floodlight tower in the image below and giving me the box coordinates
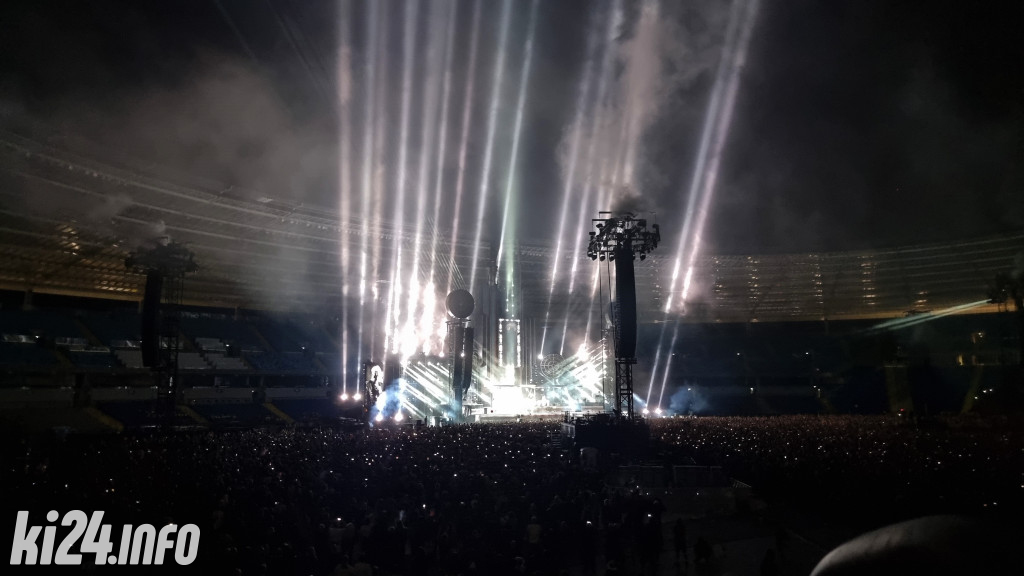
[586,213,660,420]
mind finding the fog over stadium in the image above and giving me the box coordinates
[1,0,1023,412]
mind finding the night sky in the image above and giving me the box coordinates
[2,0,1022,256]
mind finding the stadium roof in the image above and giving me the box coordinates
[2,121,1019,324]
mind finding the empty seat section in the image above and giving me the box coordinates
[272,398,348,422]
[179,316,263,351]
[115,349,145,369]
[287,318,337,353]
[80,313,141,347]
[67,351,118,369]
[194,337,227,352]
[254,317,304,353]
[205,353,250,370]
[0,309,84,340]
[0,342,58,367]
[191,403,280,428]
[244,352,318,372]
[317,353,343,374]
[176,352,211,370]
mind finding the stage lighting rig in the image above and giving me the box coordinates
[125,239,198,277]
[586,213,660,262]
[585,212,660,420]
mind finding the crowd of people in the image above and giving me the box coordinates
[5,423,668,575]
[652,414,1024,526]
[3,413,1022,575]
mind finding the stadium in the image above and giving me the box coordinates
[2,0,1023,574]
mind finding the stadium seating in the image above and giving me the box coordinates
[244,351,319,373]
[272,397,350,423]
[194,337,227,352]
[204,352,250,370]
[317,353,343,374]
[0,308,84,339]
[252,315,337,354]
[79,313,141,347]
[97,401,195,428]
[179,315,264,351]
[0,341,59,367]
[176,352,211,370]
[66,350,119,369]
[190,402,282,428]
[115,349,145,369]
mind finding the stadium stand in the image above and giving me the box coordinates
[244,351,319,373]
[317,353,343,374]
[272,397,351,424]
[204,352,249,370]
[194,337,227,352]
[66,350,119,369]
[0,308,84,340]
[96,401,196,429]
[114,349,145,369]
[179,314,264,351]
[0,342,59,367]
[189,402,282,429]
[79,312,141,347]
[251,316,306,353]
[176,352,211,370]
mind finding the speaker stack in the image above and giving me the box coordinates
[140,270,163,368]
[445,289,475,419]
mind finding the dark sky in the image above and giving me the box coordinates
[2,0,1022,255]
[717,0,1024,253]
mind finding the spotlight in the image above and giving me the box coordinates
[394,412,404,422]
[340,393,349,401]
[640,253,646,261]
[354,392,363,401]
[599,254,606,261]
[608,253,615,262]
[655,407,662,415]
[642,408,650,415]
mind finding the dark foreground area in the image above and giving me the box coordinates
[2,415,1022,575]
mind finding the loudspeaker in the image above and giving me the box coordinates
[461,327,474,392]
[613,247,637,358]
[450,324,465,393]
[141,271,163,368]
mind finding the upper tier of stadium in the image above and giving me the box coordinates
[1,120,1019,324]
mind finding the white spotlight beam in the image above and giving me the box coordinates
[429,0,459,292]
[337,0,353,394]
[667,0,761,312]
[540,3,598,354]
[385,0,421,355]
[446,0,482,296]
[495,0,540,276]
[468,0,514,290]
[356,0,381,373]
[560,0,622,354]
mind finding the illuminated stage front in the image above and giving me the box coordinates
[389,338,608,422]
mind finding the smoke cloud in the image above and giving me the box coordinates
[557,0,729,220]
